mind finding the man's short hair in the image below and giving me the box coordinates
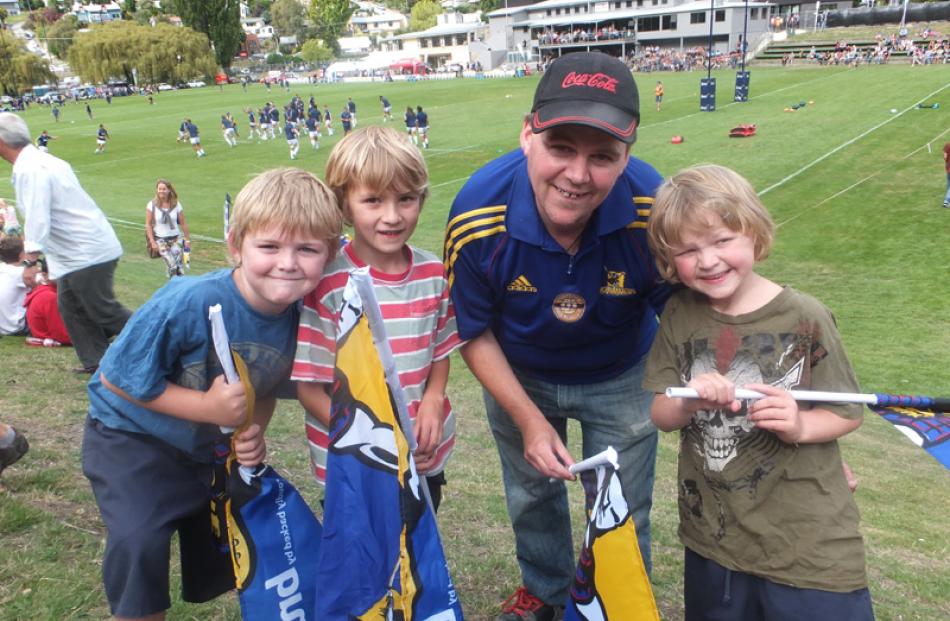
[324,126,429,222]
[648,164,775,283]
[229,168,343,260]
[0,113,33,149]
[0,234,24,264]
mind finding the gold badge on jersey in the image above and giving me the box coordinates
[599,270,636,296]
[552,292,586,323]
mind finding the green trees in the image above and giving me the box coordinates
[271,0,307,46]
[309,0,354,55]
[46,15,79,60]
[68,22,216,86]
[410,0,442,31]
[173,0,243,72]
[0,35,52,96]
[300,38,333,63]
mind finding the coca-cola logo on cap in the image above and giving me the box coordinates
[560,71,618,94]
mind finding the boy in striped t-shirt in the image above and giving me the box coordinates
[292,126,461,510]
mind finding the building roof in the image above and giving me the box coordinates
[387,21,484,41]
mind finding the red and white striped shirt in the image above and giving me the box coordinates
[293,243,462,484]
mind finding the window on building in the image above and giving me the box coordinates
[615,2,621,7]
[662,14,674,29]
[639,16,660,31]
[626,1,632,6]
[546,9,551,15]
[715,10,725,21]
[690,12,706,24]
[421,39,428,48]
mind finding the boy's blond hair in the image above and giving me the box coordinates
[229,167,343,258]
[648,164,774,283]
[324,126,428,222]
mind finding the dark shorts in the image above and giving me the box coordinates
[82,417,234,617]
[684,548,875,621]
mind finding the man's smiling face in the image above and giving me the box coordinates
[520,122,630,245]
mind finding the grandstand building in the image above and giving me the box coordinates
[484,0,776,68]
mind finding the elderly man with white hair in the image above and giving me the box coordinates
[0,112,130,374]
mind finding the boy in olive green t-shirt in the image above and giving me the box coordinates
[643,165,874,621]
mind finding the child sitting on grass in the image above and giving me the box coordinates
[642,164,874,621]
[293,126,462,511]
[82,168,343,621]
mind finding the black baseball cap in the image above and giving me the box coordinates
[530,52,640,144]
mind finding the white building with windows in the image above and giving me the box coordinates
[380,12,486,69]
[69,1,123,23]
[484,0,774,68]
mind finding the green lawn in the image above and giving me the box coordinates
[1,65,949,620]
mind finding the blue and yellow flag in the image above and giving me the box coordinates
[565,464,659,621]
[873,405,950,471]
[316,269,463,621]
[207,315,324,621]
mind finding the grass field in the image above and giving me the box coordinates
[1,64,949,620]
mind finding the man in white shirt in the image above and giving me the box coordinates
[0,112,131,373]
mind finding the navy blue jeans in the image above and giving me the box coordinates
[484,359,658,605]
[684,548,875,621]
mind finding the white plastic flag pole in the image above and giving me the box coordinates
[665,387,879,405]
[209,304,239,433]
[569,446,619,476]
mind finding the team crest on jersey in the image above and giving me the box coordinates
[507,274,538,293]
[553,292,586,323]
[599,271,636,296]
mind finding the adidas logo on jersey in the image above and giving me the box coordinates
[507,275,538,293]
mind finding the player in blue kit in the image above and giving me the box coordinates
[221,114,237,148]
[415,105,429,149]
[184,119,205,158]
[269,105,280,138]
[35,130,54,153]
[323,105,334,136]
[340,106,352,136]
[304,114,320,150]
[405,106,417,145]
[246,108,258,141]
[258,108,270,141]
[347,97,357,128]
[284,119,300,160]
[379,95,392,122]
[95,124,109,154]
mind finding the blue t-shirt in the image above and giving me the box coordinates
[87,269,299,460]
[270,108,280,123]
[305,116,318,132]
[416,110,428,127]
[340,110,352,127]
[185,122,199,138]
[248,111,255,124]
[97,127,108,140]
[222,116,234,129]
[324,109,332,121]
[380,97,390,108]
[284,121,297,140]
[445,149,672,384]
[347,100,356,113]
[37,134,50,147]
[259,111,268,124]
[405,111,416,128]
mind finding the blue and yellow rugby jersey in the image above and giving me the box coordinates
[445,149,672,385]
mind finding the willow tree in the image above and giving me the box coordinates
[0,35,52,96]
[68,21,216,85]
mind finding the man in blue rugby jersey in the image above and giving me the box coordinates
[444,52,671,621]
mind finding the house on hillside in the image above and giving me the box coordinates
[69,1,123,24]
[379,12,486,69]
[0,0,21,17]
